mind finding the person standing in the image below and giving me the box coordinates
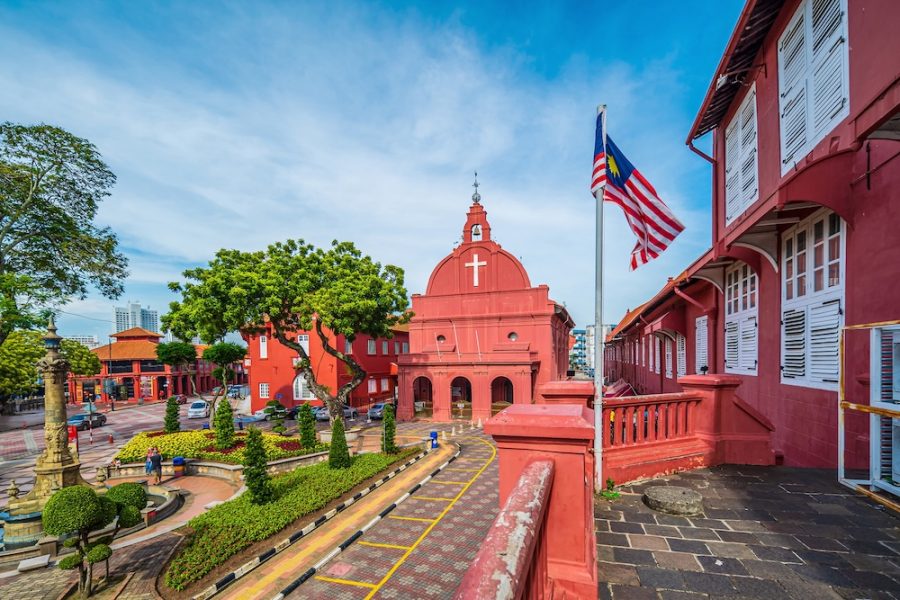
[149,447,163,484]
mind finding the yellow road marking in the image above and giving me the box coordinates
[358,541,412,550]
[363,437,496,600]
[314,575,376,589]
[388,515,435,523]
[430,480,468,485]
[411,496,453,502]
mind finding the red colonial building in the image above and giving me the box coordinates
[68,327,221,404]
[397,191,574,422]
[605,0,900,469]
[242,324,410,414]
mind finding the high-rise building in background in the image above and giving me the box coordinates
[114,302,160,334]
[65,335,100,349]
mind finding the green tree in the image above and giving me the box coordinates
[381,404,397,454]
[267,400,286,435]
[163,240,409,424]
[0,123,127,354]
[155,341,197,396]
[298,404,316,449]
[0,332,100,401]
[213,396,235,450]
[42,484,143,597]
[164,395,180,433]
[202,342,245,416]
[242,427,273,504]
[328,417,351,469]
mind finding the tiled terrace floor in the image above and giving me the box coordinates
[596,466,900,599]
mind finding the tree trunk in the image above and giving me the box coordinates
[86,561,93,597]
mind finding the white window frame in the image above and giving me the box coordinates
[380,377,389,391]
[641,336,645,367]
[676,333,687,378]
[382,340,389,355]
[367,339,376,355]
[402,342,409,354]
[724,262,759,375]
[648,335,655,373]
[259,382,270,399]
[781,208,845,390]
[695,316,709,374]
[777,0,849,175]
[724,84,758,224]
[293,374,314,400]
[367,378,377,393]
[654,336,661,375]
[259,334,268,359]
[665,336,673,379]
[394,341,400,354]
[345,339,353,354]
[297,334,309,355]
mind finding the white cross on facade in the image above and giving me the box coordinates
[464,253,487,287]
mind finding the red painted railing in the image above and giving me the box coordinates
[454,460,554,600]
[602,392,700,448]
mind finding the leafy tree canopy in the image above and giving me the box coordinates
[0,123,128,347]
[156,341,197,367]
[0,330,100,398]
[164,240,409,417]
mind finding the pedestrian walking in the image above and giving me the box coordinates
[149,447,163,484]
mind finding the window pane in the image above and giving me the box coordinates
[829,213,840,236]
[797,231,806,252]
[750,276,756,308]
[829,237,840,260]
[829,263,840,287]
[786,238,793,257]
[814,269,824,291]
[814,220,824,242]
[786,280,793,300]
[814,244,824,268]
[797,274,806,296]
[786,258,793,278]
[797,252,806,273]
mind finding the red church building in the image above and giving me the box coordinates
[397,188,574,422]
[243,324,410,414]
[604,0,900,471]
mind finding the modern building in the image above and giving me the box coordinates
[397,189,574,422]
[242,324,410,414]
[604,0,900,469]
[67,327,231,404]
[114,302,159,334]
[571,329,589,371]
[64,335,100,349]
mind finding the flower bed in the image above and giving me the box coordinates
[165,449,418,590]
[116,430,327,465]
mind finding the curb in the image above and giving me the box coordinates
[193,445,445,600]
[271,442,464,600]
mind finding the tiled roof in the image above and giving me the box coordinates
[111,327,162,339]
[91,340,160,361]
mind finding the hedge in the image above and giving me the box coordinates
[165,448,418,590]
[115,430,327,465]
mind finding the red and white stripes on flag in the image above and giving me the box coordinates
[592,122,685,270]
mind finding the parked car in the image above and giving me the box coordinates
[314,406,330,421]
[187,401,210,419]
[367,402,393,420]
[174,394,189,405]
[315,405,359,421]
[67,413,107,431]
[263,401,287,420]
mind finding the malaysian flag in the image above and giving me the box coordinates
[592,113,685,270]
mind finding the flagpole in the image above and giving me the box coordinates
[594,104,606,491]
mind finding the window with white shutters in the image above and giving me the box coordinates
[259,335,268,359]
[641,337,645,367]
[648,335,655,372]
[724,262,758,375]
[676,334,686,378]
[297,334,309,355]
[778,0,848,175]
[781,208,844,389]
[293,375,314,400]
[381,377,389,391]
[382,341,389,355]
[654,336,661,375]
[725,85,758,224]
[695,316,709,374]
[665,337,673,379]
[367,339,376,355]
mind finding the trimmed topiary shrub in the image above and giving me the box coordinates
[106,482,147,512]
[243,427,273,504]
[164,396,180,433]
[298,404,316,449]
[381,404,397,454]
[328,417,350,469]
[214,399,235,450]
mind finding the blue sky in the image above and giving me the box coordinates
[1,0,744,340]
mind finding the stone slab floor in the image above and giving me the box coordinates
[596,466,900,599]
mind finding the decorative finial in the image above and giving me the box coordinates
[43,314,62,351]
[472,171,481,204]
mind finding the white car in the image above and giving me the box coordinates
[187,401,210,419]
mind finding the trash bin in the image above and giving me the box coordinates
[172,456,185,478]
[429,431,438,449]
[202,422,210,430]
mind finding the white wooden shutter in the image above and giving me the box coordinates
[739,89,758,207]
[782,308,807,379]
[809,299,841,383]
[259,335,268,359]
[725,321,740,370]
[676,334,686,377]
[695,316,709,373]
[649,336,654,372]
[740,316,758,372]
[665,338,673,379]
[655,337,661,374]
[810,0,845,136]
[724,119,740,222]
[779,8,808,169]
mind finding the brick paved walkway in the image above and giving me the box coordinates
[288,422,498,599]
[596,465,900,599]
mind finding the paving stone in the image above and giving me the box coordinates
[653,551,703,572]
[622,510,658,524]
[609,584,659,600]
[17,555,50,572]
[714,530,758,544]
[833,586,899,600]
[695,555,748,576]
[777,577,845,600]
[599,532,631,547]
[598,561,640,586]
[680,571,736,595]
[703,541,756,560]
[629,534,670,551]
[789,563,855,588]
[612,547,658,566]
[729,576,788,598]
[611,520,647,534]
[598,582,614,600]
[645,523,682,538]
[845,552,900,574]
[748,544,803,563]
[751,532,805,549]
[796,535,848,551]
[656,514,693,526]
[689,518,727,529]
[667,538,710,555]
[636,566,686,590]
[658,591,709,600]
[843,568,900,590]
[678,527,720,541]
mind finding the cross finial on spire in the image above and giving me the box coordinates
[472,171,481,204]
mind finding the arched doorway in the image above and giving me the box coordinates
[490,376,513,415]
[412,376,433,417]
[450,376,472,420]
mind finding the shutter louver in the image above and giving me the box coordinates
[725,120,740,222]
[725,321,740,369]
[809,299,841,382]
[810,0,845,136]
[665,338,673,379]
[779,11,808,167]
[740,316,758,372]
[740,91,758,207]
[695,316,709,373]
[676,334,687,378]
[782,308,807,378]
